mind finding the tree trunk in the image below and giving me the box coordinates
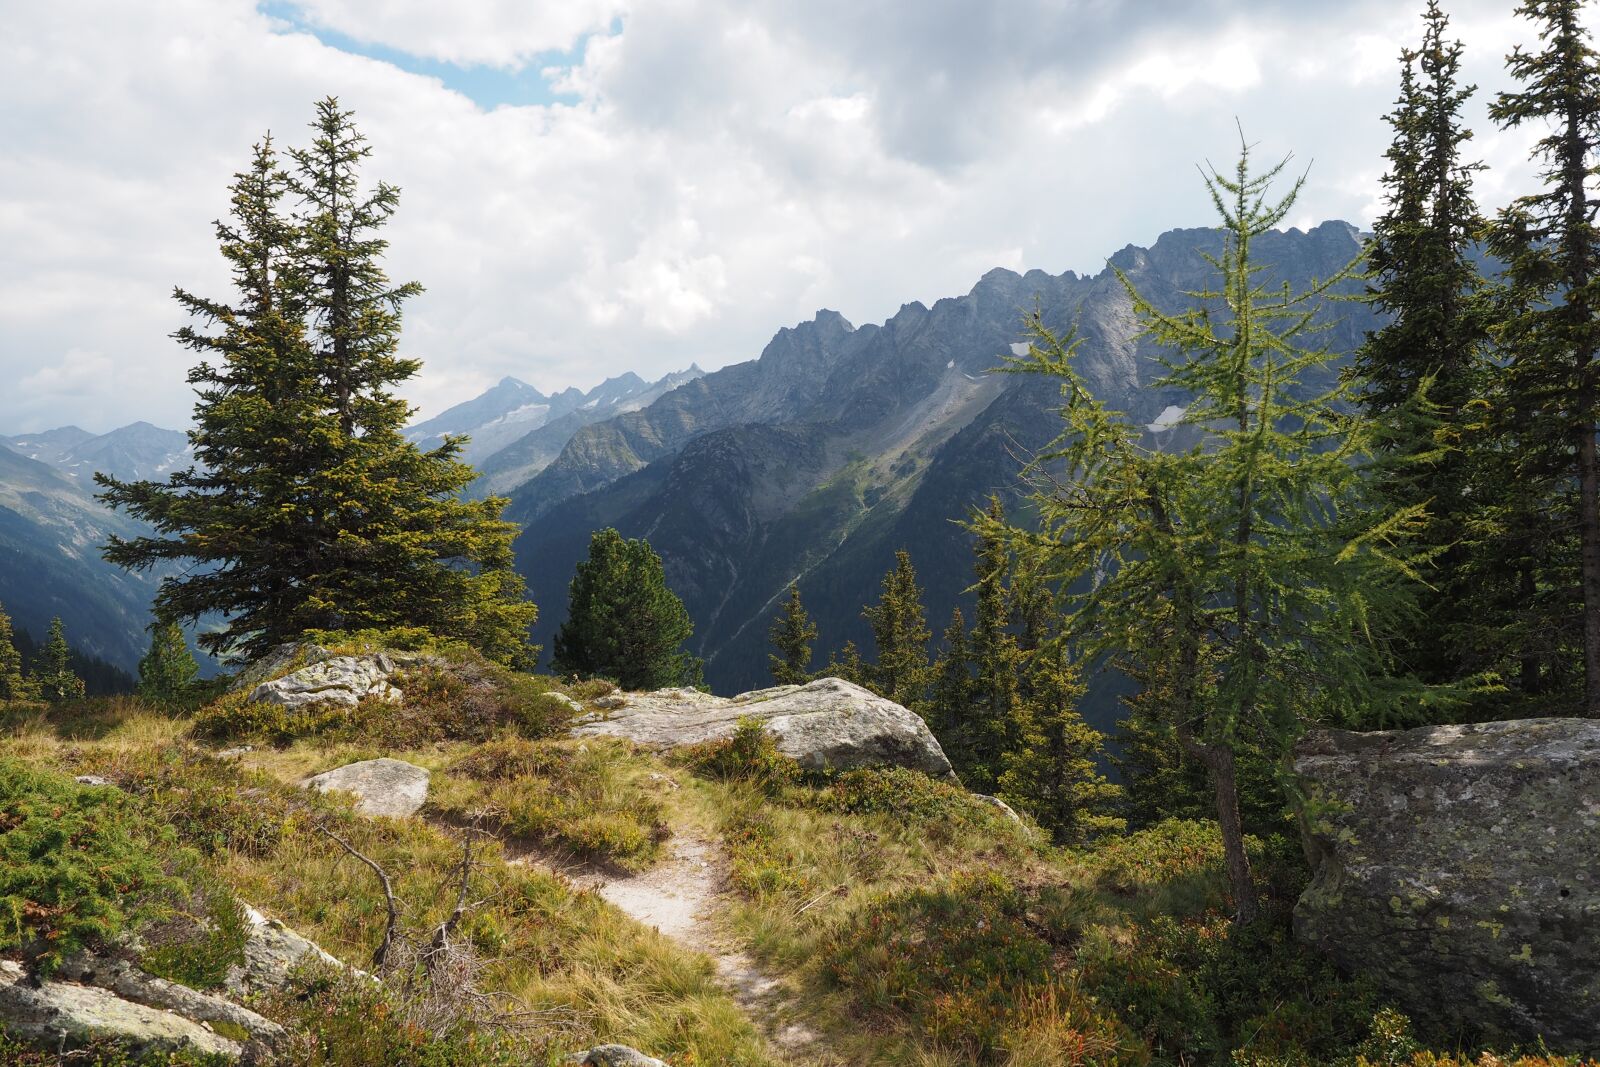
[1208,743,1257,925]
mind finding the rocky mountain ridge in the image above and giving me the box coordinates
[510,221,1376,699]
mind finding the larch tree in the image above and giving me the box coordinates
[552,528,700,690]
[1487,0,1600,716]
[768,584,818,685]
[32,619,85,703]
[993,140,1420,923]
[98,102,538,666]
[862,550,931,708]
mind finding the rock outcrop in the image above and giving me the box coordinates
[249,651,422,709]
[571,677,956,780]
[567,1044,673,1067]
[227,904,356,996]
[0,959,247,1060]
[1294,717,1600,1052]
[302,758,431,818]
[0,905,343,1060]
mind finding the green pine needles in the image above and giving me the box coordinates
[97,99,537,666]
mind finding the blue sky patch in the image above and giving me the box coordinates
[258,1,603,109]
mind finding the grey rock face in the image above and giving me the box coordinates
[226,904,356,997]
[566,1044,673,1067]
[1294,718,1600,1052]
[0,959,243,1060]
[571,677,955,780]
[249,652,419,709]
[302,758,431,818]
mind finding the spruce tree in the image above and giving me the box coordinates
[1354,1,1494,690]
[1487,0,1600,716]
[0,603,33,702]
[98,103,537,665]
[768,584,818,685]
[996,141,1419,923]
[32,619,85,703]
[862,551,931,707]
[137,621,201,707]
[552,528,700,690]
[997,641,1122,843]
[924,607,973,748]
[966,498,1022,793]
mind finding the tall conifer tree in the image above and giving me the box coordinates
[924,607,973,748]
[1488,0,1600,716]
[768,584,818,685]
[862,551,931,708]
[137,621,201,707]
[0,603,32,702]
[99,102,537,665]
[1355,1,1492,689]
[32,619,85,703]
[966,498,1022,792]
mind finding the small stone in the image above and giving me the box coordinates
[73,775,114,788]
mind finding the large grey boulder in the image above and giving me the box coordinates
[0,959,243,1060]
[1295,717,1600,1052]
[302,758,431,818]
[571,677,955,780]
[249,651,421,709]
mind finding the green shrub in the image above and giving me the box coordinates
[680,718,800,795]
[803,765,1034,844]
[0,760,187,975]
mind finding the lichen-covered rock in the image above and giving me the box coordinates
[302,758,430,818]
[571,677,955,780]
[566,1044,672,1067]
[225,904,356,997]
[248,651,422,709]
[0,959,243,1060]
[1294,717,1600,1052]
[53,954,284,1046]
[228,641,331,694]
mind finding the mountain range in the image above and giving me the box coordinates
[0,221,1375,708]
[508,221,1376,711]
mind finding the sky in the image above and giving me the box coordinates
[0,0,1578,432]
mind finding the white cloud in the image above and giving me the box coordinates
[0,0,1591,434]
